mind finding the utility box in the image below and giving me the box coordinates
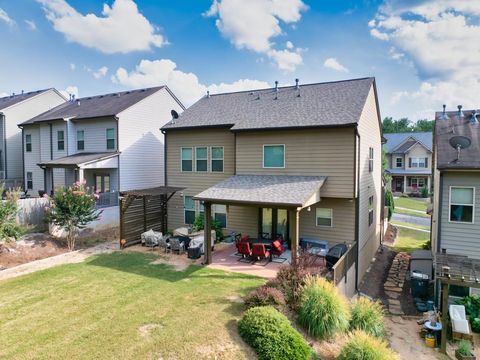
[411,250,433,280]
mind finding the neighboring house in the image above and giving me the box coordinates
[383,132,433,194]
[162,77,383,290]
[19,86,184,207]
[431,108,480,297]
[0,89,66,189]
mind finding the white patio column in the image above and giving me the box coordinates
[289,208,300,265]
[427,176,431,192]
[203,202,212,265]
[403,175,407,193]
[78,168,84,184]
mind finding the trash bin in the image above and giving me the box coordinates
[411,250,433,279]
[411,270,429,299]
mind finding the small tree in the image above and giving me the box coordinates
[46,181,102,251]
[384,189,395,221]
[0,187,22,241]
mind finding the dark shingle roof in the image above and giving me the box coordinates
[435,110,480,169]
[393,139,418,153]
[162,78,375,131]
[38,152,119,167]
[0,89,53,111]
[22,87,166,125]
[383,132,433,153]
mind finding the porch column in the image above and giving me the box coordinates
[290,208,300,265]
[427,176,431,192]
[78,168,85,184]
[403,175,407,193]
[204,202,212,265]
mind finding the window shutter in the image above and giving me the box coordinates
[409,158,412,167]
[425,157,428,168]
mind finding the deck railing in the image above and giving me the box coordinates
[96,191,119,209]
[331,242,358,285]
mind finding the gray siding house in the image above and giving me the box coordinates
[431,108,480,297]
[383,132,432,194]
[0,89,66,189]
[19,86,184,206]
[162,78,384,290]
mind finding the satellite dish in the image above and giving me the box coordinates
[171,109,179,119]
[449,136,471,150]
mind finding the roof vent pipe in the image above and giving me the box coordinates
[440,104,449,120]
[76,99,80,106]
[457,105,464,118]
[206,90,210,98]
[295,78,299,90]
[470,110,479,125]
[274,80,279,92]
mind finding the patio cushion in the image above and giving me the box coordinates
[450,305,471,335]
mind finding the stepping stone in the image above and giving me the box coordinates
[388,299,401,306]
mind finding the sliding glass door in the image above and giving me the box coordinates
[260,208,289,245]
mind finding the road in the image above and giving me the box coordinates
[391,212,430,228]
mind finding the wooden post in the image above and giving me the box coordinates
[290,208,299,265]
[119,197,124,249]
[204,202,212,265]
[440,281,449,354]
[143,197,147,232]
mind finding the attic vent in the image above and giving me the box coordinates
[457,105,464,118]
[440,104,449,120]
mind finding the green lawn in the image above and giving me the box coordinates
[394,197,429,212]
[391,227,430,254]
[395,207,431,218]
[0,252,264,360]
[391,220,430,231]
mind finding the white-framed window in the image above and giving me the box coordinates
[181,147,193,172]
[368,195,374,226]
[449,186,475,223]
[57,130,65,151]
[316,208,333,227]
[77,130,85,150]
[213,204,227,228]
[25,134,32,152]
[410,157,426,168]
[195,147,208,172]
[263,144,285,168]
[26,172,33,190]
[106,128,115,150]
[369,147,374,172]
[211,146,224,172]
[184,196,196,225]
[395,157,403,168]
[409,177,426,188]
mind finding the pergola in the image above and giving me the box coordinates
[119,186,184,248]
[435,253,480,353]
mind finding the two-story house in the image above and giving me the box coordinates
[384,132,432,194]
[431,108,480,298]
[162,77,383,288]
[0,89,66,189]
[19,86,184,207]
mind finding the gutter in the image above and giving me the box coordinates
[354,126,361,291]
[1,113,6,179]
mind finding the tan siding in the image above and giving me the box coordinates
[357,85,382,281]
[406,143,432,171]
[235,128,355,198]
[166,129,235,230]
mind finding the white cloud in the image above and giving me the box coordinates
[37,0,166,54]
[371,0,480,119]
[112,59,270,106]
[323,58,349,73]
[60,85,79,99]
[205,0,307,71]
[0,8,15,26]
[93,66,108,79]
[69,63,76,70]
[24,19,36,30]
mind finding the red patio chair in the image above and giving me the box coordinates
[271,239,287,263]
[251,244,270,265]
[237,241,253,263]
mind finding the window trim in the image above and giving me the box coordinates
[449,186,475,224]
[25,134,32,152]
[411,157,426,168]
[368,195,374,227]
[211,146,224,173]
[106,128,115,150]
[76,129,85,151]
[181,147,193,172]
[395,157,403,168]
[315,208,333,227]
[26,172,33,190]
[57,130,65,151]
[368,147,374,172]
[263,144,285,169]
[213,204,228,228]
[195,146,208,172]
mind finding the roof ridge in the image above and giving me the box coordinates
[0,88,52,101]
[74,86,164,101]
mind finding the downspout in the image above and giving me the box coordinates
[1,113,7,179]
[354,127,361,291]
[162,130,167,186]
[20,125,24,190]
[115,116,120,191]
[49,123,53,194]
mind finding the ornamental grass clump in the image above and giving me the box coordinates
[350,297,386,338]
[338,330,400,360]
[238,306,311,360]
[298,275,350,339]
[244,286,286,310]
[45,180,102,251]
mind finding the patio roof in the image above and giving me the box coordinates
[38,152,119,168]
[194,175,326,208]
[386,168,431,176]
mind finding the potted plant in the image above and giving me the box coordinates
[455,340,476,360]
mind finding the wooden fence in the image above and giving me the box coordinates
[16,198,49,230]
[332,242,358,286]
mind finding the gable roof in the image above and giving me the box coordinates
[21,86,174,125]
[383,132,433,153]
[0,89,55,111]
[162,77,375,131]
[435,110,480,170]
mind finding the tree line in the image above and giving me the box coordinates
[382,117,434,133]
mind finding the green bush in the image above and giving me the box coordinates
[298,275,350,339]
[456,294,480,333]
[238,306,312,360]
[338,330,400,360]
[456,340,473,356]
[421,186,429,198]
[244,286,286,310]
[191,213,223,241]
[350,297,386,338]
[0,188,22,241]
[384,189,395,220]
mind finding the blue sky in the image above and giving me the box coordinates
[0,0,478,120]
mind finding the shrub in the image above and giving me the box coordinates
[275,265,309,310]
[384,189,395,220]
[191,213,223,241]
[238,306,311,360]
[456,294,480,333]
[456,340,473,356]
[350,297,386,338]
[0,187,22,241]
[421,186,429,198]
[298,275,350,339]
[338,330,400,360]
[244,286,286,310]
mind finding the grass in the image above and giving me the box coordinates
[395,207,430,218]
[391,220,430,232]
[0,252,264,360]
[394,197,428,212]
[391,227,430,254]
